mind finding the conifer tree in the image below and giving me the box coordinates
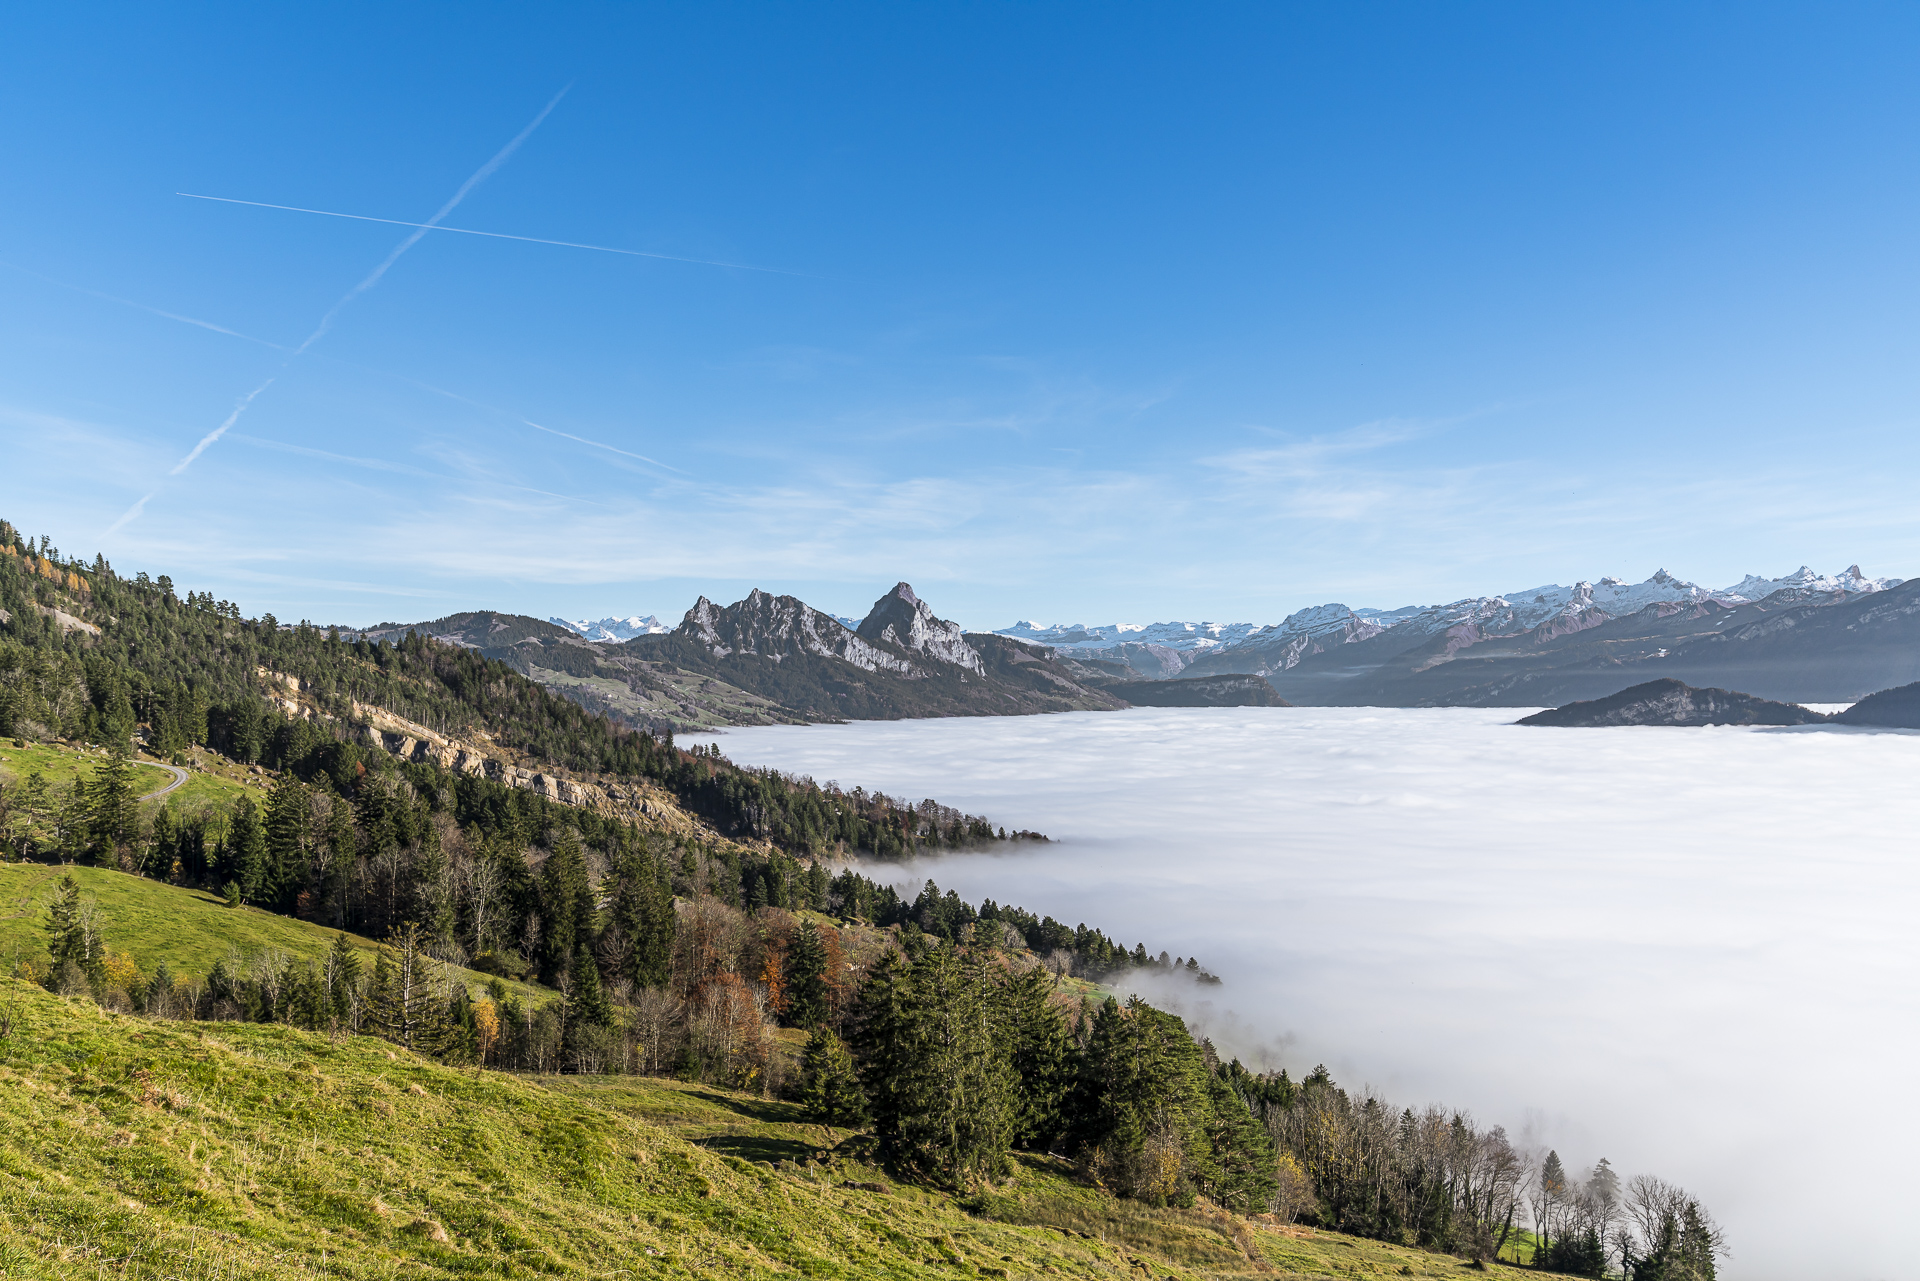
[799,1025,868,1125]
[611,842,674,990]
[263,772,310,909]
[84,745,138,863]
[539,829,594,984]
[223,797,269,904]
[566,945,613,1030]
[325,931,362,1029]
[786,920,830,1029]
[45,873,105,984]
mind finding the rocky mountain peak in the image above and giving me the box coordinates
[858,582,985,674]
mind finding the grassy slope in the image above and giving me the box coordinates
[0,743,171,800]
[0,741,256,817]
[0,865,544,1005]
[0,979,1586,1280]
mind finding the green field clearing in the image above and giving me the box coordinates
[0,741,172,798]
[0,740,256,817]
[0,978,1588,1280]
[0,864,545,1005]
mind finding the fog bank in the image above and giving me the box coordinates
[686,708,1920,1280]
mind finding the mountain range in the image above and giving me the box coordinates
[990,565,1914,705]
[356,563,1915,726]
[351,582,1289,733]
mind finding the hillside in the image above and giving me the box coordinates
[0,978,1594,1280]
[1516,679,1829,727]
[1834,679,1920,727]
[0,864,541,1004]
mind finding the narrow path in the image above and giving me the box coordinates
[139,760,189,801]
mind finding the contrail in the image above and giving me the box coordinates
[177,192,812,277]
[524,420,680,471]
[290,83,572,356]
[170,376,277,474]
[106,86,570,535]
[0,261,286,348]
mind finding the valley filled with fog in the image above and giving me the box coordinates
[687,707,1920,1281]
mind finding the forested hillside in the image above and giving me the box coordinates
[0,517,1724,1276]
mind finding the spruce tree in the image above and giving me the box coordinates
[539,830,594,984]
[223,797,269,904]
[45,874,104,984]
[799,1025,868,1125]
[84,746,138,864]
[612,843,674,990]
[263,772,309,909]
[566,945,614,1030]
[786,921,830,1029]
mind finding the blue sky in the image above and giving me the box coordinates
[5,3,1920,630]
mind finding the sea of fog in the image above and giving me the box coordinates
[684,708,1920,1281]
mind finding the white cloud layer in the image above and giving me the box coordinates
[683,708,1920,1281]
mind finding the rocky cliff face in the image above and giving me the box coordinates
[856,582,985,674]
[678,589,918,675]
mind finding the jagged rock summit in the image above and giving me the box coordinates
[677,589,915,674]
[856,582,985,674]
[1516,679,1828,727]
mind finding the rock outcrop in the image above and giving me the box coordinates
[855,582,985,674]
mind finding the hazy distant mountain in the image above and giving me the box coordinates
[1001,566,1902,683]
[1517,678,1827,727]
[550,614,669,642]
[1187,572,1916,706]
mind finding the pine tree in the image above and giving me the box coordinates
[786,920,830,1029]
[566,945,614,1030]
[799,1025,868,1125]
[263,772,309,909]
[45,873,105,984]
[611,842,674,990]
[223,797,269,904]
[84,746,138,863]
[539,830,594,984]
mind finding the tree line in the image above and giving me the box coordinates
[0,522,1017,861]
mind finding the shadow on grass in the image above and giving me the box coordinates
[682,1088,808,1124]
[694,1128,829,1165]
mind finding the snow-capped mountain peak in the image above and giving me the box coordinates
[551,614,670,642]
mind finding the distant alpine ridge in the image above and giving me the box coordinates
[550,614,670,642]
[995,564,1905,693]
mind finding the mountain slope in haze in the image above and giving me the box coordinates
[1516,679,1828,727]
[1834,680,1920,728]
[1183,572,1917,706]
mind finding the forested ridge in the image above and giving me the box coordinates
[2,518,1723,1277]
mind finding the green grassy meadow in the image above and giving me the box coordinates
[0,864,544,1005]
[0,742,172,800]
[0,978,1587,1280]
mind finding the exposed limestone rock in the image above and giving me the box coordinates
[856,582,984,674]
